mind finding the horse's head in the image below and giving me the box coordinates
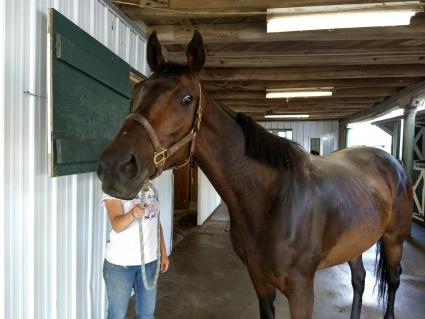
[97,31,206,199]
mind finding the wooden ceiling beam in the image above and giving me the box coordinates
[202,65,425,81]
[174,54,425,67]
[168,46,425,58]
[118,0,407,9]
[222,102,372,108]
[204,78,417,91]
[210,87,397,100]
[238,110,360,115]
[223,106,373,112]
[118,0,415,18]
[227,108,369,114]
[348,79,425,122]
[150,22,425,44]
[247,114,358,120]
[167,0,407,10]
[222,102,370,109]
[218,97,382,104]
[240,109,359,113]
[167,46,425,67]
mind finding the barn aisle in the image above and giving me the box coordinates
[152,204,425,319]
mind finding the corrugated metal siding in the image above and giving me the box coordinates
[1,1,172,319]
[197,168,221,225]
[0,1,5,318]
[260,121,340,153]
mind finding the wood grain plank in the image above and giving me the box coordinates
[204,78,417,91]
[150,21,425,44]
[209,88,398,99]
[202,65,425,81]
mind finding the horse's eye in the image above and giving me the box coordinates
[181,94,193,106]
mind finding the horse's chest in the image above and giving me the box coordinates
[229,227,284,266]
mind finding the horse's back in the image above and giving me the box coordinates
[320,147,407,193]
[310,147,411,268]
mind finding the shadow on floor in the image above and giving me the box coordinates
[172,208,198,247]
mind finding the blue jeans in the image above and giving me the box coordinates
[103,259,158,319]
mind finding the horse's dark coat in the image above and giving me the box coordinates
[97,31,413,319]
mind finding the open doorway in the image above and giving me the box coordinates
[173,161,198,246]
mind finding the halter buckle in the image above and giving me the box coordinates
[154,148,169,167]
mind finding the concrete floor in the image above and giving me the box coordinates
[132,204,425,318]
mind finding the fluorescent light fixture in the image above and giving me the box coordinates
[267,2,423,33]
[265,114,310,119]
[266,88,333,99]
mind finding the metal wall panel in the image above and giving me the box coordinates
[260,121,340,154]
[197,168,221,225]
[0,1,5,318]
[1,1,172,319]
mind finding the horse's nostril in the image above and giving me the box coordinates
[119,153,139,180]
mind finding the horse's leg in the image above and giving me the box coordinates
[286,273,314,319]
[258,289,277,319]
[382,234,404,319]
[348,255,366,319]
[249,271,276,319]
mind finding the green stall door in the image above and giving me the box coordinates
[48,9,134,176]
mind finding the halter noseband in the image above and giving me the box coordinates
[126,83,203,178]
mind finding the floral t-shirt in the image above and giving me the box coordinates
[101,184,160,265]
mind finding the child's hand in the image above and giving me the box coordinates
[131,206,145,219]
[161,254,170,273]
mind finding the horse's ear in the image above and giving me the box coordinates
[147,31,166,72]
[186,30,205,73]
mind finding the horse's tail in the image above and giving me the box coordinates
[374,237,388,305]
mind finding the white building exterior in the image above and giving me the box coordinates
[0,1,173,318]
[260,120,340,154]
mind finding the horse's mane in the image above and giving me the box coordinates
[235,112,307,170]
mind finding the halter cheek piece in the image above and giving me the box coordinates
[125,83,203,179]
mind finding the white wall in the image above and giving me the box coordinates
[260,120,340,154]
[0,1,173,319]
[197,168,221,225]
[0,1,5,318]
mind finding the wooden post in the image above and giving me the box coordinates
[402,103,418,181]
[401,99,421,238]
[392,119,402,160]
[338,119,348,150]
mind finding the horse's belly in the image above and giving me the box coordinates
[318,225,384,269]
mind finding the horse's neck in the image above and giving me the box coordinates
[194,94,278,228]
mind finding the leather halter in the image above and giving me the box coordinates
[126,83,203,178]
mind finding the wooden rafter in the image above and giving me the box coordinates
[149,22,425,44]
[116,0,425,120]
[202,65,425,81]
[348,80,425,122]
[203,78,418,91]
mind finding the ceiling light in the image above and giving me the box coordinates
[266,88,333,98]
[265,114,310,119]
[267,2,423,33]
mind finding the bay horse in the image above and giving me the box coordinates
[97,31,413,319]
